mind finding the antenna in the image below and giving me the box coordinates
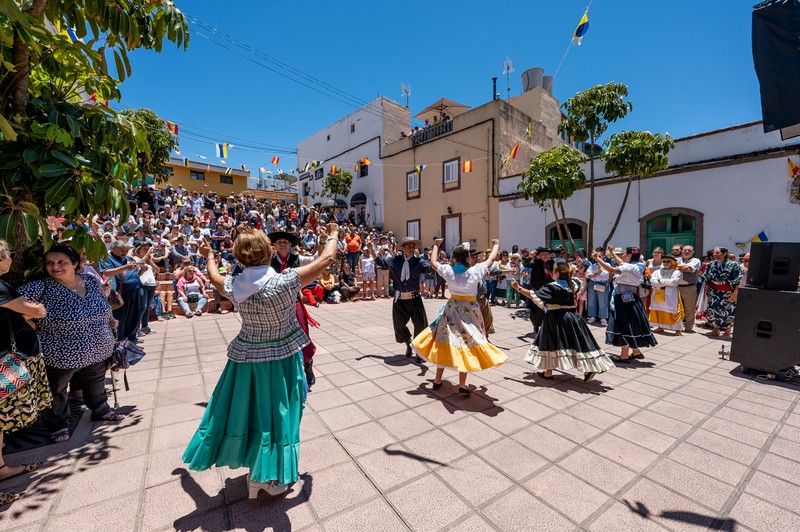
[502,57,515,100]
[400,83,411,109]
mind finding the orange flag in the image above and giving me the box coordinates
[462,160,473,173]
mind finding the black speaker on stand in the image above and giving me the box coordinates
[747,242,800,291]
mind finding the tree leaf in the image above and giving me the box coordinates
[39,163,70,178]
[51,150,79,168]
[0,114,17,141]
[0,214,14,246]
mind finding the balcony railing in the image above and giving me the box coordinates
[411,119,453,146]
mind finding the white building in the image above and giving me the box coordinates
[500,121,800,255]
[296,97,409,227]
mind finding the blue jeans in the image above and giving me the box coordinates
[178,295,208,314]
[587,281,609,319]
[140,285,156,329]
[346,251,360,273]
[486,279,498,303]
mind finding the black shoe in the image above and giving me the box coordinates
[432,382,442,390]
[537,372,554,380]
[458,386,471,395]
[304,361,316,387]
[583,372,597,382]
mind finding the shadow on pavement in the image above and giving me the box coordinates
[504,375,614,395]
[623,499,738,531]
[355,353,429,377]
[406,382,504,417]
[382,446,447,467]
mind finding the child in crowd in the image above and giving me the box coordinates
[359,245,376,300]
[506,253,522,307]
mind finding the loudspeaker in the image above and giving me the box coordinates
[746,242,800,291]
[731,287,800,373]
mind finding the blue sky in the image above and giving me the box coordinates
[120,0,762,179]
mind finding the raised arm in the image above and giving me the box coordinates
[509,279,546,309]
[431,239,443,271]
[593,251,621,275]
[199,242,226,293]
[296,223,340,286]
[482,239,500,268]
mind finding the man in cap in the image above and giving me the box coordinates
[268,230,321,388]
[372,236,430,361]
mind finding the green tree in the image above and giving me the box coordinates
[602,131,674,248]
[518,144,586,253]
[120,108,179,183]
[0,0,188,276]
[558,82,632,250]
[322,167,353,203]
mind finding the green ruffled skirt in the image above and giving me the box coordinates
[182,352,306,484]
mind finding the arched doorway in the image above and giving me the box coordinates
[640,208,703,256]
[546,219,586,254]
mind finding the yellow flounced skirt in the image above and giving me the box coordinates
[412,296,507,373]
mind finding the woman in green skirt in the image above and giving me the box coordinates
[183,224,340,498]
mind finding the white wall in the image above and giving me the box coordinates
[295,97,408,226]
[500,123,800,252]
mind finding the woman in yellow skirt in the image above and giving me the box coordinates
[648,254,685,336]
[413,238,507,395]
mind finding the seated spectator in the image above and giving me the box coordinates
[171,236,190,266]
[176,265,207,318]
[338,263,360,302]
[301,278,324,308]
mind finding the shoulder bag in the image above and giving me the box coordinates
[0,318,31,401]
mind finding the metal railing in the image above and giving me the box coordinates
[411,120,453,146]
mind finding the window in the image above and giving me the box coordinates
[442,158,460,191]
[359,163,369,178]
[350,123,355,133]
[407,219,420,240]
[326,134,330,141]
[220,175,233,185]
[406,170,420,199]
[190,170,205,181]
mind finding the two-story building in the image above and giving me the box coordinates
[163,157,250,196]
[381,67,563,254]
[296,97,409,227]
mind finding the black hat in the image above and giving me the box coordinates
[535,246,553,254]
[267,231,300,246]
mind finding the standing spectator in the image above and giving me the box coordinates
[19,244,124,444]
[99,240,142,342]
[433,250,449,298]
[643,247,665,313]
[701,247,742,337]
[0,240,51,505]
[676,245,701,333]
[359,245,376,300]
[134,183,154,208]
[132,241,160,334]
[585,247,609,325]
[506,253,522,307]
[345,227,361,273]
[375,241,392,298]
[648,254,685,335]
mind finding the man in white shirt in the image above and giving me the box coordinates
[677,245,701,333]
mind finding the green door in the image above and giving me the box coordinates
[646,213,696,256]
[549,223,584,254]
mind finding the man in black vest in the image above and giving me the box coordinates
[528,247,554,334]
[268,230,319,387]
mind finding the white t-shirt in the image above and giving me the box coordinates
[615,262,643,287]
[436,262,488,296]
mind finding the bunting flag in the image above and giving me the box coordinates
[526,122,533,139]
[462,160,473,173]
[573,10,589,45]
[360,156,372,165]
[225,168,233,175]
[751,231,768,243]
[354,163,360,172]
[509,143,519,160]
[271,155,280,165]
[215,143,229,159]
[330,164,338,174]
[310,160,322,169]
[302,162,311,172]
[259,166,268,174]
[197,155,207,160]
[789,158,800,179]
[166,121,179,136]
[415,164,427,175]
[89,93,108,106]
[219,159,226,164]
[173,147,181,155]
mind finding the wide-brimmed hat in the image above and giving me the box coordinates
[267,231,300,246]
[399,236,421,248]
[535,246,553,254]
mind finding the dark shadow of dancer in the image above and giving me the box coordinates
[172,468,313,532]
[383,446,447,467]
[622,500,738,531]
[611,359,656,370]
[355,353,429,377]
[503,375,614,395]
[406,382,504,417]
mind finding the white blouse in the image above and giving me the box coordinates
[436,262,488,296]
[615,262,643,287]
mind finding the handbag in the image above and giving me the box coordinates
[110,340,147,391]
[0,320,31,401]
[107,273,124,311]
[187,293,200,303]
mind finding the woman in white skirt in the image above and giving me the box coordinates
[413,239,507,395]
[510,262,615,382]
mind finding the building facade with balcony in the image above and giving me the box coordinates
[381,71,563,254]
[296,97,409,226]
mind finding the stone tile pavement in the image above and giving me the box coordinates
[2,298,799,531]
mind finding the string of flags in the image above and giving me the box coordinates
[166,121,179,136]
[502,143,520,167]
[215,143,230,159]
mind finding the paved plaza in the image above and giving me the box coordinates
[1,299,799,531]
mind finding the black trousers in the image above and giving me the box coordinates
[114,284,143,341]
[44,360,111,431]
[392,296,428,344]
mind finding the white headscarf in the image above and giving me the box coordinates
[231,265,277,302]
